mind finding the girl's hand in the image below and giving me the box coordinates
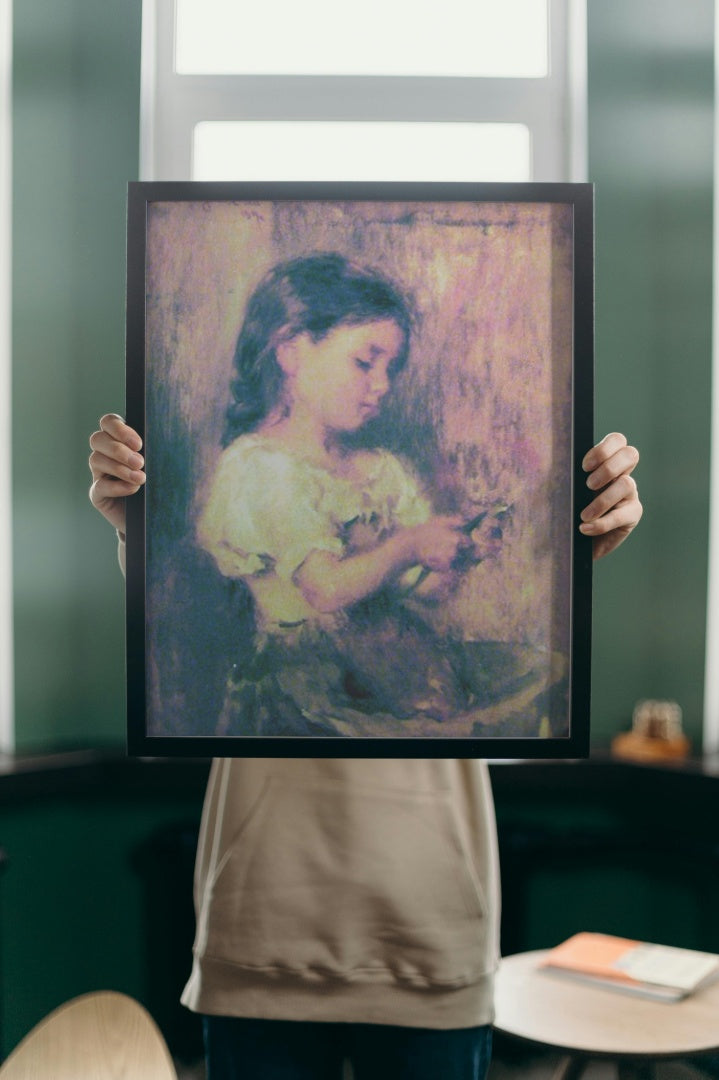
[467,513,504,563]
[408,516,472,573]
[580,432,642,560]
[88,414,145,536]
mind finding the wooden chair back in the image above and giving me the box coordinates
[0,991,178,1079]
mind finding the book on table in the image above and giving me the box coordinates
[539,932,719,1002]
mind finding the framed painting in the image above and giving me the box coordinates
[126,181,593,757]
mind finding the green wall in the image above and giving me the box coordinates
[587,1,714,748]
[10,1,715,751]
[0,776,206,1059]
[12,0,142,751]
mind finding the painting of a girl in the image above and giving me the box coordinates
[189,250,564,739]
[143,197,577,744]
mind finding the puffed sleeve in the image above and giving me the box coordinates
[374,451,432,528]
[196,442,344,580]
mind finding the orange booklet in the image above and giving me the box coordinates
[540,932,719,1002]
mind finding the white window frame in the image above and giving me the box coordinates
[140,0,587,184]
[0,0,13,752]
[703,5,719,755]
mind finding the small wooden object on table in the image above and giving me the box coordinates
[611,699,690,762]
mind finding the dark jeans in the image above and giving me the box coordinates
[203,1016,493,1080]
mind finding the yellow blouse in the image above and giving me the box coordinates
[197,434,430,630]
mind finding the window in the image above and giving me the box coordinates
[192,121,532,182]
[141,0,587,183]
[174,0,549,78]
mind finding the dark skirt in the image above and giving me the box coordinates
[217,597,568,740]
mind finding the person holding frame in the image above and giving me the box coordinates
[90,232,640,1077]
[90,401,639,1080]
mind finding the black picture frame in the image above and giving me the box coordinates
[126,181,593,758]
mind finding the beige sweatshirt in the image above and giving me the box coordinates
[181,755,501,1029]
[118,535,501,1028]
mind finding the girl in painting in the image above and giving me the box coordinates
[197,252,564,739]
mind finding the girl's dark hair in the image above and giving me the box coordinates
[224,252,413,444]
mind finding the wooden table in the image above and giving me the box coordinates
[494,949,719,1079]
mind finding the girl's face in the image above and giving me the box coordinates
[284,319,405,434]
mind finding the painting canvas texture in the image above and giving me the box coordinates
[143,198,575,746]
